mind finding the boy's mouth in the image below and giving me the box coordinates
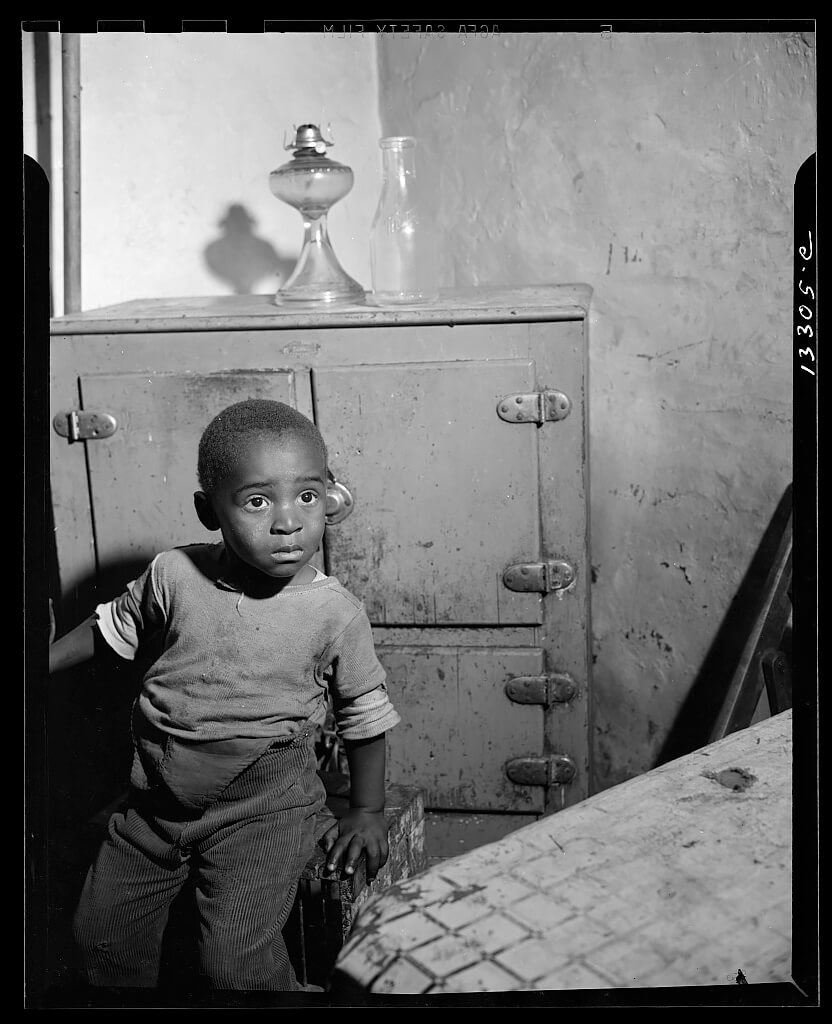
[271,547,304,562]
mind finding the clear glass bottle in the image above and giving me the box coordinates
[370,137,439,306]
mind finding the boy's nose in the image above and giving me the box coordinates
[271,514,301,535]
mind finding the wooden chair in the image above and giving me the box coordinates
[709,494,793,741]
[657,485,794,765]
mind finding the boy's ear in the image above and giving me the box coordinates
[194,491,220,531]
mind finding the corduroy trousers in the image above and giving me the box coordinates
[72,728,330,991]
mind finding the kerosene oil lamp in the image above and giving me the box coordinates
[269,124,365,306]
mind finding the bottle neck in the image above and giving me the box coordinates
[381,145,417,186]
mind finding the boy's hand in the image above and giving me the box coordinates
[321,808,389,882]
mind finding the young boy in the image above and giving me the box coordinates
[48,399,400,992]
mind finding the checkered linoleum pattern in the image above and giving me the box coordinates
[334,711,793,993]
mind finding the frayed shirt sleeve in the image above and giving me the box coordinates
[326,606,400,742]
[333,686,401,742]
[94,555,166,661]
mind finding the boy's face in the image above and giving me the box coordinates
[197,431,326,587]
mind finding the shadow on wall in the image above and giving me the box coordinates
[203,203,296,295]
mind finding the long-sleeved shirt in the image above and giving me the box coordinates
[95,542,400,745]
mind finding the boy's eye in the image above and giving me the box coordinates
[243,495,269,511]
[298,490,320,506]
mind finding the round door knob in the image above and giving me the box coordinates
[325,479,354,524]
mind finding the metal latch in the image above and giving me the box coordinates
[503,560,576,593]
[506,755,577,787]
[53,410,118,443]
[505,673,577,706]
[496,390,572,424]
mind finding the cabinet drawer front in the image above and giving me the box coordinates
[379,645,546,812]
[314,360,543,626]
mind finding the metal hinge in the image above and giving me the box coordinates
[506,754,577,787]
[496,390,572,424]
[53,410,118,443]
[505,673,577,706]
[503,560,576,593]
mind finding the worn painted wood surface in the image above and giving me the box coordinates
[49,288,591,824]
[50,285,592,334]
[81,371,304,575]
[314,359,542,626]
[378,646,546,812]
[333,711,794,994]
[424,811,538,864]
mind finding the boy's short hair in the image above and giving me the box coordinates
[197,399,328,493]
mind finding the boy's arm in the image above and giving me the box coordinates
[48,557,164,676]
[321,733,389,881]
[48,613,98,674]
[346,733,386,812]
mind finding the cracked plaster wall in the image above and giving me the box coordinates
[376,31,815,792]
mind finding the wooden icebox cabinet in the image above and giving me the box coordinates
[50,285,593,847]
